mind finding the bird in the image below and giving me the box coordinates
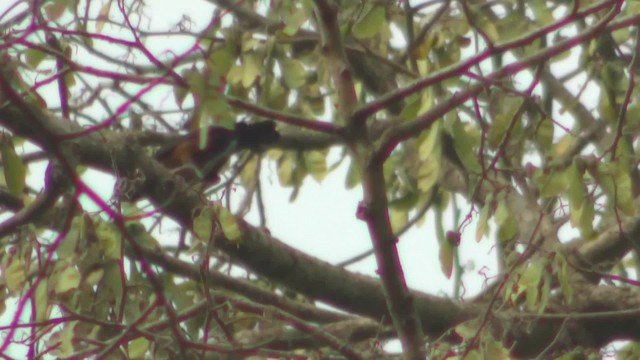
[154,121,280,185]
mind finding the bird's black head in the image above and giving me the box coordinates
[234,121,280,149]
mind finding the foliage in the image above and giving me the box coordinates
[1,0,640,359]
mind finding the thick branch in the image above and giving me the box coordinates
[358,160,426,359]
[0,100,468,340]
[312,0,358,123]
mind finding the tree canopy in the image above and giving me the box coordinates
[1,0,640,359]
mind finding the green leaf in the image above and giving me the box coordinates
[495,198,518,242]
[96,222,121,260]
[278,152,296,186]
[574,202,595,238]
[535,118,554,153]
[566,161,586,208]
[624,103,640,134]
[1,138,26,196]
[226,64,244,87]
[345,160,360,189]
[57,216,83,259]
[34,281,48,322]
[173,84,189,108]
[352,6,386,39]
[463,350,482,360]
[555,253,573,304]
[417,158,439,192]
[203,96,229,119]
[101,262,123,309]
[439,239,454,279]
[85,268,104,286]
[208,48,234,77]
[530,0,555,24]
[475,195,492,242]
[400,94,421,120]
[487,96,523,149]
[389,193,418,211]
[282,9,308,36]
[477,19,499,42]
[193,207,214,242]
[566,160,595,236]
[302,84,325,115]
[126,223,160,251]
[242,53,262,88]
[265,82,288,110]
[454,321,479,339]
[600,62,627,93]
[48,321,76,356]
[451,118,482,173]
[598,92,617,123]
[612,162,635,216]
[519,263,543,311]
[418,120,440,160]
[281,58,307,89]
[25,49,48,68]
[183,67,204,94]
[539,169,569,199]
[127,337,150,359]
[484,337,510,359]
[389,208,407,233]
[551,134,574,158]
[241,37,259,53]
[539,271,551,314]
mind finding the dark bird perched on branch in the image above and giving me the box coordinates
[155,121,280,184]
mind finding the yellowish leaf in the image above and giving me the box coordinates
[193,207,214,242]
[45,0,69,21]
[439,241,454,279]
[278,153,296,186]
[304,150,327,182]
[217,205,242,242]
[5,258,26,294]
[55,266,80,294]
[389,208,407,233]
[95,1,111,33]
